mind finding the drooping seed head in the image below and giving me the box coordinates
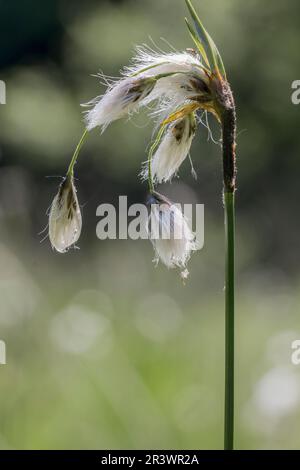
[48,176,82,253]
[147,191,199,276]
[141,112,196,184]
[85,76,157,131]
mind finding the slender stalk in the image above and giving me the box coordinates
[224,190,235,450]
[66,128,89,177]
[148,152,154,194]
[219,86,236,451]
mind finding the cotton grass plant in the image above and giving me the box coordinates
[48,0,237,450]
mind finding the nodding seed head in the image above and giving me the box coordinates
[48,175,82,253]
[146,191,199,275]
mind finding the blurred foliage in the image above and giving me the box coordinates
[0,0,300,450]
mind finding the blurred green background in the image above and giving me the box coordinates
[0,0,300,450]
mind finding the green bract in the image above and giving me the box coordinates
[185,0,226,78]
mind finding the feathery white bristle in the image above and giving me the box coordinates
[141,115,196,183]
[125,48,209,105]
[84,48,209,131]
[84,76,156,131]
[49,177,82,253]
[152,115,195,182]
[123,47,205,78]
[148,194,199,272]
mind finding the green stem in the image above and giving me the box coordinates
[66,128,89,177]
[217,80,236,450]
[224,190,235,450]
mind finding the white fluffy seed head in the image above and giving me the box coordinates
[49,176,82,253]
[130,48,209,104]
[84,48,211,132]
[124,48,206,81]
[125,49,210,109]
[143,114,196,183]
[84,76,156,131]
[147,192,199,275]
